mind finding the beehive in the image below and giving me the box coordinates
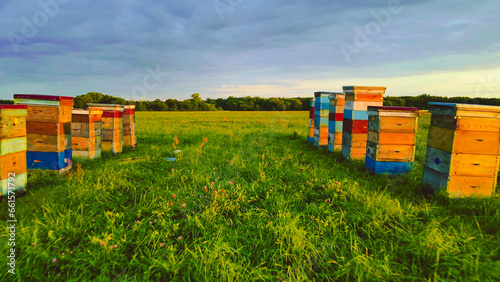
[328,93,345,152]
[88,104,124,154]
[14,94,73,174]
[314,92,332,147]
[0,105,28,196]
[122,105,137,148]
[365,106,419,175]
[423,102,500,198]
[71,107,103,159]
[308,100,315,143]
[341,86,385,160]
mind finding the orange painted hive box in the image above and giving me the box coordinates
[341,86,385,160]
[423,102,500,198]
[122,105,136,148]
[366,106,419,175]
[87,104,124,154]
[71,107,103,159]
[0,105,28,196]
[314,92,332,147]
[14,94,74,174]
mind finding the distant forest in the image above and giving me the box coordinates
[2,92,499,111]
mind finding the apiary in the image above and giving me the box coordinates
[341,86,385,160]
[14,94,73,174]
[423,102,500,198]
[328,93,345,152]
[71,107,103,158]
[365,106,419,175]
[0,105,28,196]
[87,104,124,154]
[122,105,136,148]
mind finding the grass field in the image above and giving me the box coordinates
[1,111,499,281]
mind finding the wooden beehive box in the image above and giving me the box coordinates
[71,107,103,159]
[314,92,333,147]
[365,106,419,175]
[0,105,28,196]
[88,104,124,154]
[423,102,500,198]
[341,86,385,160]
[14,94,74,174]
[328,93,345,152]
[308,99,315,143]
[122,105,136,148]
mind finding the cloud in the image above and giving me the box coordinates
[0,0,499,100]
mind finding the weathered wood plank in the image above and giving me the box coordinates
[0,137,27,156]
[0,151,27,179]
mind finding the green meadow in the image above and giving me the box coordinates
[1,111,499,281]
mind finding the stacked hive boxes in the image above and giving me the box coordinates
[328,93,345,152]
[342,86,385,160]
[366,106,419,175]
[122,105,137,148]
[88,104,124,154]
[14,94,73,173]
[423,102,500,198]
[1,105,28,196]
[308,99,315,143]
[314,92,331,147]
[71,107,103,158]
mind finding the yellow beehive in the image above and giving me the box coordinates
[88,104,124,154]
[122,105,136,148]
[71,107,103,158]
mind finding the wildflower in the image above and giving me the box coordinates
[137,221,141,224]
[325,200,328,203]
[322,185,325,188]
[109,246,114,250]
[92,219,95,222]
[306,181,309,184]
[229,181,233,185]
[221,189,225,193]
[70,251,73,254]
[203,186,207,191]
[114,244,117,248]
[171,168,174,172]
[32,243,36,247]
[336,181,340,185]
[154,220,157,223]
[178,236,182,240]
[269,222,272,225]
[160,243,164,247]
[182,203,186,207]
[211,182,215,185]
[149,221,153,225]
[100,242,105,246]
[173,194,176,198]
[52,258,57,263]
[62,252,65,256]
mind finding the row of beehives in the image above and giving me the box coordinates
[309,86,500,199]
[1,94,137,196]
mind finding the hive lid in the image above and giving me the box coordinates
[14,94,74,101]
[0,104,28,109]
[314,91,341,97]
[429,102,500,117]
[342,86,386,94]
[367,106,420,112]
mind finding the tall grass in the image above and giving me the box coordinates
[1,111,499,281]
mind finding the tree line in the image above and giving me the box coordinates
[2,93,499,111]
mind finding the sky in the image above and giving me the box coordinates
[1,0,499,101]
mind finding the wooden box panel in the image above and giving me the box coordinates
[431,115,500,132]
[367,142,415,162]
[0,151,27,179]
[342,132,367,148]
[0,106,27,139]
[368,131,416,145]
[368,116,417,133]
[423,167,496,198]
[429,102,500,119]
[1,172,27,196]
[425,147,499,178]
[345,94,383,102]
[344,110,368,120]
[365,156,413,175]
[26,105,72,123]
[102,141,123,154]
[73,148,101,159]
[342,145,366,160]
[343,118,368,134]
[27,122,71,135]
[0,137,27,156]
[427,126,500,154]
[26,149,72,171]
[27,134,71,152]
[345,101,383,111]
